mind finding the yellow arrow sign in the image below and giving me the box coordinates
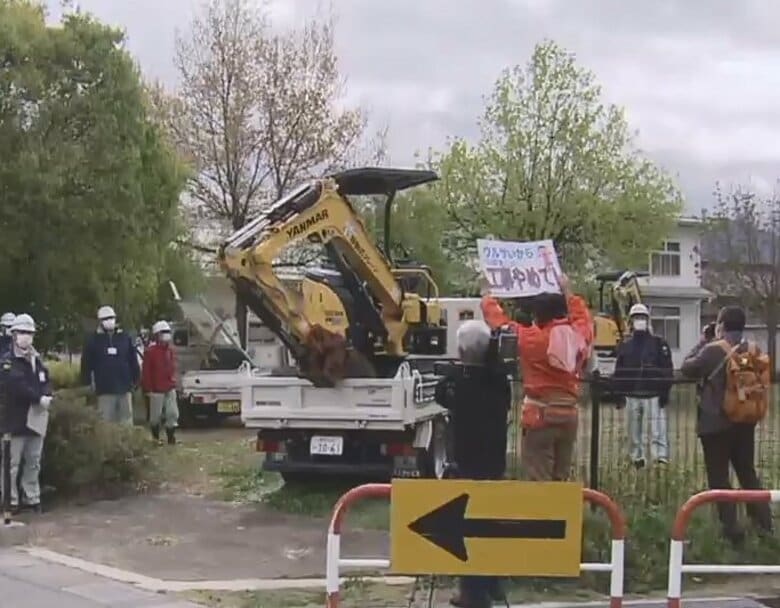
[390,479,583,576]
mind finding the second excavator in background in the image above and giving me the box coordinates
[591,270,647,393]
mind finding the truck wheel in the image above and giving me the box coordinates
[418,419,449,479]
[178,399,195,428]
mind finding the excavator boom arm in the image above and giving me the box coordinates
[219,178,405,359]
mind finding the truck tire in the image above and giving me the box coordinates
[417,419,450,480]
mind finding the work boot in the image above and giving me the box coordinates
[166,427,176,445]
[150,425,160,442]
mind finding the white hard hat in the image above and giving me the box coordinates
[152,320,171,334]
[97,305,116,320]
[1,312,16,327]
[11,313,36,333]
[629,303,650,318]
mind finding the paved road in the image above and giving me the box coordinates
[0,549,200,608]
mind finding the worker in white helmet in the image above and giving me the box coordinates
[613,303,674,468]
[0,312,15,358]
[80,306,140,425]
[0,314,52,513]
[141,321,179,444]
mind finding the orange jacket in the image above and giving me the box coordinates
[481,294,593,401]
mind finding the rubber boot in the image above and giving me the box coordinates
[166,427,176,445]
[151,425,160,442]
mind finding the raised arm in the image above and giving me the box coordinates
[567,295,593,345]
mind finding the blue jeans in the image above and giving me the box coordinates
[626,396,669,462]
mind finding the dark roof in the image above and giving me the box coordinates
[330,167,438,195]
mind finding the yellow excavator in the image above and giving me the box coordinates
[592,270,647,377]
[219,168,447,385]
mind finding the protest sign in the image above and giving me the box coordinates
[477,238,562,298]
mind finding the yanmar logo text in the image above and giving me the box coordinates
[286,209,329,239]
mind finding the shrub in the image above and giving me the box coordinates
[47,359,82,389]
[41,390,152,496]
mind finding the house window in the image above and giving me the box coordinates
[650,241,681,276]
[650,305,680,349]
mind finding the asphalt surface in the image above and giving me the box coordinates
[0,549,200,608]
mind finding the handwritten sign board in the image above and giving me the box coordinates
[477,238,562,298]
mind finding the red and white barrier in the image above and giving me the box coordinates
[325,483,626,608]
[667,489,780,608]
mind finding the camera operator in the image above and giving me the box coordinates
[435,319,511,608]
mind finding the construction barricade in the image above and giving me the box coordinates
[325,483,627,608]
[667,489,780,608]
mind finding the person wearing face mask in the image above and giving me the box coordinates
[141,321,179,444]
[80,305,140,425]
[0,314,52,513]
[613,304,673,468]
[0,313,15,359]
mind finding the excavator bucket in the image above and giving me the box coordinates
[299,325,376,386]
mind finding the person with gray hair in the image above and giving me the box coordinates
[435,318,511,608]
[456,319,492,365]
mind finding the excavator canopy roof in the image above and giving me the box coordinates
[596,270,649,282]
[330,167,438,196]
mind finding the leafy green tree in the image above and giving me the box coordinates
[0,0,191,347]
[417,41,682,293]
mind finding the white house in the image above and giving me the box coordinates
[637,217,712,368]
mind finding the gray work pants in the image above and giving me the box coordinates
[98,392,133,425]
[148,390,179,429]
[8,434,44,506]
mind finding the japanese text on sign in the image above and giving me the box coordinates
[477,238,562,298]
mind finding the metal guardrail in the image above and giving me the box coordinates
[324,483,627,608]
[667,489,780,608]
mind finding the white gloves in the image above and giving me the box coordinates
[39,395,53,409]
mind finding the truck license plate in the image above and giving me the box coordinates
[217,400,241,414]
[310,436,343,456]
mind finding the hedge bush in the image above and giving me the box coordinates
[42,388,152,497]
[47,359,82,389]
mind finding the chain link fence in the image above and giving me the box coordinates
[506,380,780,507]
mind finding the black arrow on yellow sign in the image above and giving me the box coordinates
[408,493,567,562]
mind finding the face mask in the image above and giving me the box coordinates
[633,319,648,332]
[15,334,33,350]
[159,332,172,343]
[102,319,116,332]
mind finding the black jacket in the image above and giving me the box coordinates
[613,331,674,404]
[0,336,11,360]
[435,365,511,480]
[81,329,140,395]
[1,352,52,436]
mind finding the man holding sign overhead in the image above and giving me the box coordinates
[479,239,593,481]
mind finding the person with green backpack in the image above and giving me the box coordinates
[681,306,773,545]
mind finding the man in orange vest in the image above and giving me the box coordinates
[481,274,593,481]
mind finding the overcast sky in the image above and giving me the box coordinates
[47,0,780,210]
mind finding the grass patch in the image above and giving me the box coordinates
[144,428,271,499]
[264,480,389,528]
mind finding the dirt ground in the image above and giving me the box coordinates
[25,423,389,581]
[27,493,388,580]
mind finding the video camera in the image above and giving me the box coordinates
[434,324,519,379]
